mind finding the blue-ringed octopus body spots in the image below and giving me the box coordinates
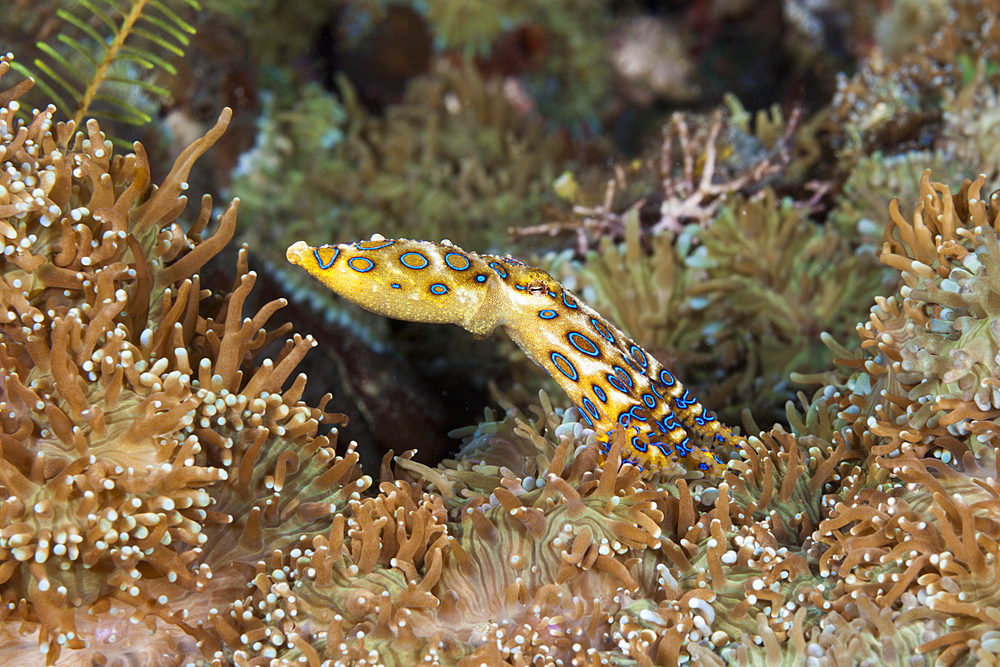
[287,236,743,477]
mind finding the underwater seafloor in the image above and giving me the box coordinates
[2,0,1000,665]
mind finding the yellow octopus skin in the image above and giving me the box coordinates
[287,236,742,476]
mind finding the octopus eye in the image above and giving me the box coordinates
[527,281,547,296]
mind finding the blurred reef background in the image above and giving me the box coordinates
[3,0,1000,664]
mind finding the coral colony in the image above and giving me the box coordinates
[4,2,1000,662]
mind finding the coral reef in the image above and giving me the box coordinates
[687,186,883,419]
[169,161,1000,665]
[416,0,615,126]
[7,0,1000,662]
[541,185,885,427]
[232,59,564,255]
[608,15,700,106]
[938,61,1000,194]
[523,101,876,426]
[0,56,357,664]
[517,102,796,250]
[793,171,1000,666]
[831,0,1000,168]
[873,0,952,58]
[831,150,960,254]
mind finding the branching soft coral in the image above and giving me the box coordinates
[797,170,1000,665]
[0,55,359,665]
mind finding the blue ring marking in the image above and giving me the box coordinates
[618,412,633,428]
[630,435,648,453]
[654,443,673,459]
[567,331,601,357]
[641,393,657,409]
[695,416,708,426]
[562,292,578,309]
[444,252,471,271]
[489,262,508,278]
[607,373,629,394]
[659,416,681,432]
[717,434,726,443]
[649,382,665,400]
[356,239,395,250]
[674,389,695,409]
[539,309,558,320]
[613,366,633,388]
[429,283,449,295]
[314,248,339,270]
[475,274,488,283]
[548,291,557,298]
[399,252,430,269]
[627,405,647,422]
[550,352,579,381]
[592,384,607,403]
[515,283,526,290]
[630,345,648,370]
[675,437,692,457]
[624,354,644,374]
[659,369,676,386]
[581,397,600,421]
[578,407,594,427]
[699,462,709,471]
[347,256,375,273]
[590,318,615,344]
[391,283,402,289]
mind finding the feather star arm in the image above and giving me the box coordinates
[286,237,743,477]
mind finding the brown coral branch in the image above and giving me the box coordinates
[133,108,232,238]
[155,198,239,288]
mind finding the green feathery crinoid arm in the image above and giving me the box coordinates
[287,236,743,477]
